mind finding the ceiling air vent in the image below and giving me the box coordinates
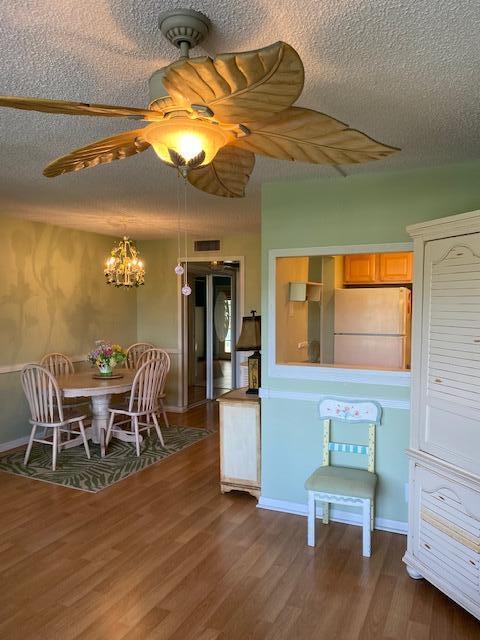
[194,240,220,252]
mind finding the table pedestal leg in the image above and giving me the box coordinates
[90,394,111,443]
[90,395,143,456]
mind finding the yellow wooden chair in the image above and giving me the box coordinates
[305,397,382,557]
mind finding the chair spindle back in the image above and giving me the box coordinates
[21,364,64,424]
[136,348,170,395]
[40,352,74,377]
[129,358,166,414]
[125,342,155,369]
[318,398,382,473]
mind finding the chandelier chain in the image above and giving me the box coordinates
[183,176,188,288]
[176,172,181,263]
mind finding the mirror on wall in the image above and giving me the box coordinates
[275,251,413,371]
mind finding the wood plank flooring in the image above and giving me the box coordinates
[0,402,478,639]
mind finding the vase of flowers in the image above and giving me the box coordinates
[88,341,127,377]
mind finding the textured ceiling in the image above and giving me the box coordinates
[0,0,478,238]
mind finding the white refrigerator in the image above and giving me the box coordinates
[334,287,411,369]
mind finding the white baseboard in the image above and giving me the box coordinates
[257,496,407,535]
[163,404,188,413]
[0,435,29,452]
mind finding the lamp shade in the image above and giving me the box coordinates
[143,117,232,167]
[236,314,261,351]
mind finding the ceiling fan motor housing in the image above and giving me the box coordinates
[158,8,211,54]
[150,9,212,105]
[148,67,170,105]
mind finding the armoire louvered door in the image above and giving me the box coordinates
[419,232,480,476]
[405,211,480,620]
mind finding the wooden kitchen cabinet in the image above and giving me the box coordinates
[344,252,412,284]
[217,388,260,499]
[379,252,412,282]
[343,253,377,283]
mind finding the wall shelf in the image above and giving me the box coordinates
[289,281,322,302]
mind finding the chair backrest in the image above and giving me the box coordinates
[40,352,74,377]
[136,348,170,394]
[129,357,166,413]
[125,342,155,369]
[318,397,382,473]
[21,364,64,424]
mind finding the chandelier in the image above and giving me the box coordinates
[104,236,145,288]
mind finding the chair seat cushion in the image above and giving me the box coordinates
[305,465,377,500]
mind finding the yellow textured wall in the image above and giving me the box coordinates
[137,232,261,407]
[0,216,137,444]
[0,215,261,440]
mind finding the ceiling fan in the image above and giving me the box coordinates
[0,8,399,198]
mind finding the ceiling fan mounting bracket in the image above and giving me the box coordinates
[158,8,211,57]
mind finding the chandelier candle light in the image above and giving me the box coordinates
[104,236,145,288]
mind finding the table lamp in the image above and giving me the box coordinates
[236,310,261,394]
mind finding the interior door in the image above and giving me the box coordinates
[185,267,237,405]
[210,274,236,399]
[187,276,207,405]
[420,233,480,475]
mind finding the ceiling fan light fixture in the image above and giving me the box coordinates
[143,117,232,168]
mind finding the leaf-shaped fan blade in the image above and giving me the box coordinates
[162,41,304,124]
[43,129,150,177]
[0,96,165,121]
[187,146,255,198]
[233,107,399,164]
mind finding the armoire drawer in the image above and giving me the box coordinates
[412,464,480,604]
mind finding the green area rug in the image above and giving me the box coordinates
[0,426,213,493]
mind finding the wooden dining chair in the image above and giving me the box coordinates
[125,342,155,369]
[40,352,89,416]
[105,357,167,456]
[136,348,174,431]
[40,352,74,376]
[21,364,91,471]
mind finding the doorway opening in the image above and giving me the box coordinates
[182,260,240,406]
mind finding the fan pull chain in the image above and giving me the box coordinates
[181,176,192,296]
[174,172,184,276]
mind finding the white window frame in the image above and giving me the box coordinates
[268,242,413,387]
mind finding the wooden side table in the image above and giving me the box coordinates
[217,388,261,499]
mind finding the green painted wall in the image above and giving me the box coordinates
[137,232,261,407]
[0,216,137,445]
[261,159,480,525]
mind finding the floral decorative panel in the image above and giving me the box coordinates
[318,397,382,425]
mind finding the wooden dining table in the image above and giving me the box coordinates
[56,369,136,456]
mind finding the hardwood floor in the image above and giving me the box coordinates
[0,402,478,639]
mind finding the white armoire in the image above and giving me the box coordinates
[404,210,480,620]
